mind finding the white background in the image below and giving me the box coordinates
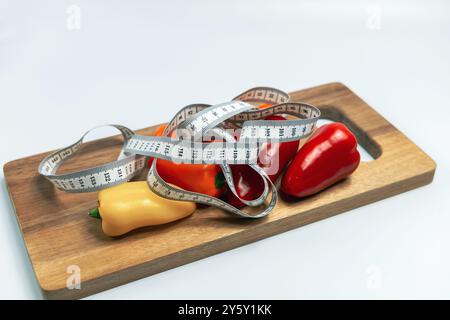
[0,0,449,299]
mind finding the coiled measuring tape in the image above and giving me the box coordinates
[38,87,320,218]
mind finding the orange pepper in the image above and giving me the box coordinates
[152,124,167,137]
[257,103,273,109]
[147,124,225,198]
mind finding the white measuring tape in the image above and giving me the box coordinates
[38,87,320,218]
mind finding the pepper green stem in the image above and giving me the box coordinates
[215,171,226,190]
[88,207,101,219]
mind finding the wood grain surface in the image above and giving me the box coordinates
[3,82,436,299]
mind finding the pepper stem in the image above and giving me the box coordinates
[215,171,226,190]
[88,207,101,219]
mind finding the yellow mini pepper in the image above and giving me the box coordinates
[89,181,196,237]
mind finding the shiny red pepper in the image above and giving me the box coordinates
[226,115,300,208]
[281,122,360,198]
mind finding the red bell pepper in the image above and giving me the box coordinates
[281,122,360,198]
[225,115,300,208]
[147,124,225,198]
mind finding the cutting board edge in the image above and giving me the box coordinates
[40,165,435,299]
[2,81,438,299]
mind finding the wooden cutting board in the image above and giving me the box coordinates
[3,82,436,299]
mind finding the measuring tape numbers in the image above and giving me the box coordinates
[38,87,320,217]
